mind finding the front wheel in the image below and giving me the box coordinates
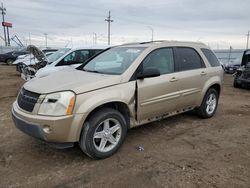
[196,88,219,118]
[79,108,127,159]
[233,77,241,88]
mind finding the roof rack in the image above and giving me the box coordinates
[120,40,167,46]
[120,40,206,46]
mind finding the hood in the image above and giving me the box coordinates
[35,66,75,78]
[24,69,122,94]
[27,45,47,63]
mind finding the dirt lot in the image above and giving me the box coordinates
[0,64,249,188]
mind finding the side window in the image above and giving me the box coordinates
[142,48,175,74]
[93,49,103,55]
[175,47,203,71]
[76,50,90,63]
[63,51,75,63]
[58,50,90,66]
[201,48,220,67]
[89,49,101,58]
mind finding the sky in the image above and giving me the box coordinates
[2,0,250,49]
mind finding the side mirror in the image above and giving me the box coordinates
[137,68,160,79]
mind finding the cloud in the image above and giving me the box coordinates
[2,0,250,49]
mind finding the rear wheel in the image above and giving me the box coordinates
[79,108,127,159]
[6,59,14,65]
[197,88,219,118]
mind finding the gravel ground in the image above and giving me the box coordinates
[0,64,250,188]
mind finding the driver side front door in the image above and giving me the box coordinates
[136,47,181,121]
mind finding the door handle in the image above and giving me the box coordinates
[200,71,207,76]
[170,77,178,82]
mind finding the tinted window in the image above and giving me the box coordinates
[201,48,220,67]
[47,48,71,64]
[143,48,175,74]
[59,50,90,65]
[175,47,203,71]
[89,49,103,57]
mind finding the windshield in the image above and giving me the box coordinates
[47,48,71,64]
[83,47,145,75]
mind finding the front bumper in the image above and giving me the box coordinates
[12,112,46,140]
[12,101,85,143]
[235,77,250,88]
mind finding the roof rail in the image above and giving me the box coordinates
[121,40,167,46]
[140,40,167,44]
[120,40,206,46]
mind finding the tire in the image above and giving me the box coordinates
[233,77,241,88]
[79,108,127,159]
[196,88,219,118]
[6,59,14,65]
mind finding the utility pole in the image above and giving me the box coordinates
[0,2,7,46]
[93,32,97,45]
[29,33,31,45]
[147,26,154,41]
[105,11,113,45]
[44,33,48,48]
[228,46,232,64]
[246,31,249,50]
[6,26,10,46]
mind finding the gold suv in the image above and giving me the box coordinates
[12,41,223,159]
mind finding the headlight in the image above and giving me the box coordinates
[38,91,76,116]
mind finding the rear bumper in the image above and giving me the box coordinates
[225,68,236,74]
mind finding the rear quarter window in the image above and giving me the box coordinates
[201,48,220,67]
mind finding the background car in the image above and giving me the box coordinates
[224,58,241,74]
[35,46,107,79]
[0,49,29,65]
[13,48,58,67]
[234,50,250,88]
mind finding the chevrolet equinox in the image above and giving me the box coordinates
[12,41,223,159]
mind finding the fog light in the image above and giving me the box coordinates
[43,125,52,134]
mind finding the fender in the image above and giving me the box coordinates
[198,75,222,106]
[74,81,136,139]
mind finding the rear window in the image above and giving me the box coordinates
[201,48,220,67]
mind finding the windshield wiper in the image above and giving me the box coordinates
[82,68,101,73]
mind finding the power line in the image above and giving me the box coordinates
[105,11,113,45]
[114,15,247,37]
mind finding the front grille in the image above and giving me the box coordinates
[17,88,40,112]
